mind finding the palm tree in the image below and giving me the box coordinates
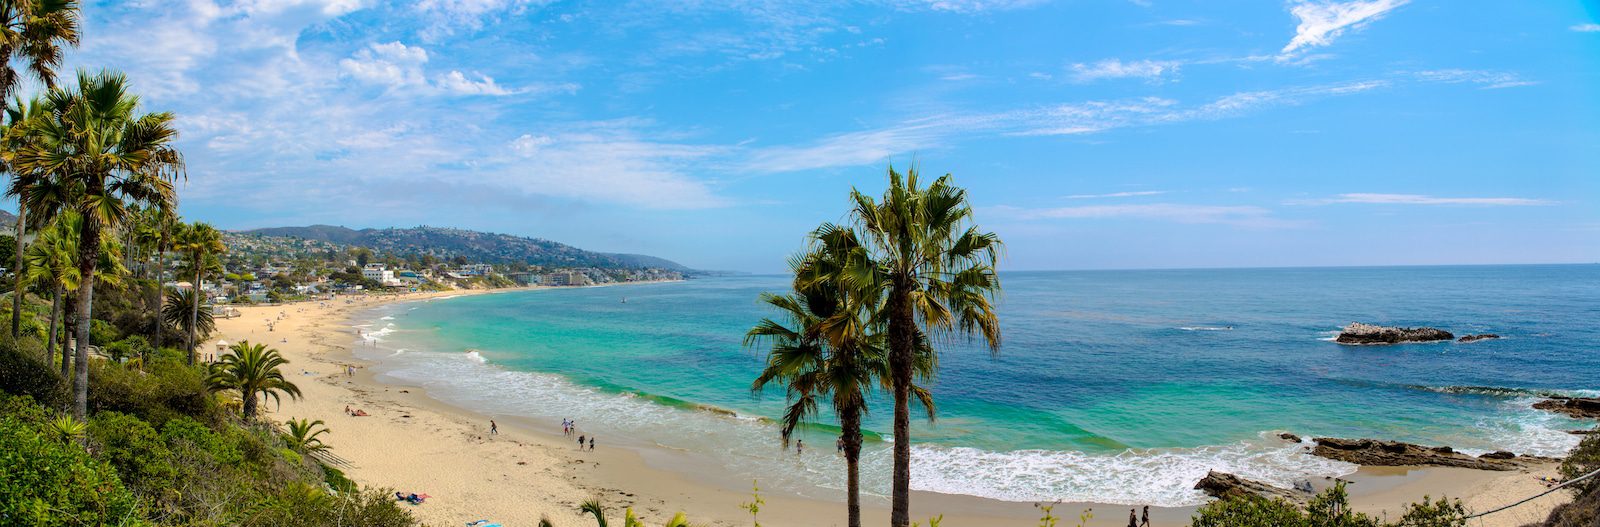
[205,340,301,421]
[139,204,176,349]
[281,418,330,453]
[6,69,183,419]
[748,249,888,527]
[1,0,80,339]
[174,222,223,363]
[824,165,1002,527]
[161,288,213,352]
[22,211,121,375]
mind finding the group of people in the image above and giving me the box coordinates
[1127,505,1150,527]
[561,418,595,451]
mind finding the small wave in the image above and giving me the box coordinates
[1178,326,1234,331]
[389,349,407,357]
[463,350,487,364]
[1412,385,1600,399]
[380,315,395,320]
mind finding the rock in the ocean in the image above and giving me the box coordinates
[1479,451,1517,460]
[1458,334,1501,343]
[1309,438,1521,470]
[1193,471,1312,505]
[1534,397,1600,420]
[1279,432,1302,443]
[1334,323,1454,345]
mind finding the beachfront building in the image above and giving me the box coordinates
[544,271,591,287]
[458,263,494,276]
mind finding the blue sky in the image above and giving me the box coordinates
[43,0,1600,271]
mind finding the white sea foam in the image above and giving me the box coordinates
[362,344,1363,507]
[1178,326,1233,331]
[381,315,395,320]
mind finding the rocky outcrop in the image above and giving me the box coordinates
[1279,432,1302,443]
[1193,471,1312,505]
[1335,323,1454,345]
[1535,398,1600,420]
[1458,334,1501,343]
[1309,438,1527,470]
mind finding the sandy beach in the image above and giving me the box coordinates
[210,288,1571,527]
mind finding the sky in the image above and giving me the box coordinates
[31,0,1600,272]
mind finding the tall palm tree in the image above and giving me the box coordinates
[6,69,184,419]
[22,211,120,374]
[174,221,223,363]
[1,0,80,338]
[161,288,212,353]
[748,249,888,527]
[822,165,1002,527]
[140,204,176,349]
[206,340,300,421]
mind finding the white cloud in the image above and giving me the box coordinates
[1302,193,1551,206]
[1571,23,1600,32]
[339,41,429,86]
[510,134,554,156]
[1065,191,1167,199]
[989,203,1299,228]
[941,73,979,81]
[436,70,514,95]
[489,125,728,209]
[1413,69,1535,89]
[1070,58,1180,82]
[908,0,1046,13]
[1281,0,1408,56]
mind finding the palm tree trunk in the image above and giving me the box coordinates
[71,218,101,420]
[242,389,257,421]
[889,283,915,527]
[187,265,200,365]
[59,297,71,379]
[153,235,164,349]
[11,204,25,338]
[841,404,864,527]
[45,284,61,368]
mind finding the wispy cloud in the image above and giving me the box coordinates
[1065,191,1168,199]
[1571,23,1600,32]
[1412,69,1536,89]
[1281,0,1408,57]
[1297,193,1552,206]
[989,203,1301,228]
[339,42,524,96]
[1070,58,1180,83]
[905,0,1046,13]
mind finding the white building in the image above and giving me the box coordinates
[361,264,395,284]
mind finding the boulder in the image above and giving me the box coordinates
[1309,438,1519,471]
[1458,334,1501,343]
[1479,451,1517,460]
[1534,397,1600,420]
[1193,471,1312,505]
[1279,432,1302,443]
[1335,323,1454,345]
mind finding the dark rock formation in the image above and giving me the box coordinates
[1335,323,1454,345]
[1309,438,1521,470]
[1479,450,1517,460]
[1193,471,1312,505]
[1535,398,1600,420]
[1458,334,1501,343]
[1279,432,1302,443]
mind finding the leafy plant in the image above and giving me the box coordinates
[740,480,765,527]
[205,341,301,420]
[282,417,330,453]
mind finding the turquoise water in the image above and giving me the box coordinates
[359,265,1599,506]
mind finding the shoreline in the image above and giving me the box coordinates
[211,287,1571,527]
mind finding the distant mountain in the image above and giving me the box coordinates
[235,225,691,271]
[0,209,15,226]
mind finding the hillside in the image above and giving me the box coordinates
[234,225,690,271]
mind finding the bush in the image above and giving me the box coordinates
[104,335,154,364]
[1191,494,1307,527]
[89,355,218,427]
[1190,483,1462,527]
[91,318,123,346]
[1561,433,1600,496]
[0,414,142,526]
[244,484,414,527]
[0,334,67,410]
[161,416,243,466]
[87,411,177,499]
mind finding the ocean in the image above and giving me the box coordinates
[354,264,1599,507]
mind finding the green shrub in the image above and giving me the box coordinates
[161,416,243,466]
[0,414,142,526]
[87,411,178,499]
[1392,496,1467,527]
[0,335,67,410]
[89,356,218,427]
[1191,494,1307,527]
[104,336,154,365]
[244,484,415,527]
[1190,483,1457,527]
[1561,433,1600,496]
[91,318,122,346]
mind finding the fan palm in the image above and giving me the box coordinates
[1,0,79,339]
[5,69,183,419]
[281,417,330,453]
[137,204,176,348]
[819,165,1002,526]
[23,211,122,375]
[174,222,223,363]
[161,288,213,350]
[206,340,300,420]
[748,249,891,527]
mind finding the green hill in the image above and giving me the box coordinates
[235,225,690,271]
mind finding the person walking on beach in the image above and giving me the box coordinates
[490,419,498,435]
[1141,505,1149,527]
[588,437,595,451]
[796,439,804,456]
[578,434,585,449]
[1128,509,1138,527]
